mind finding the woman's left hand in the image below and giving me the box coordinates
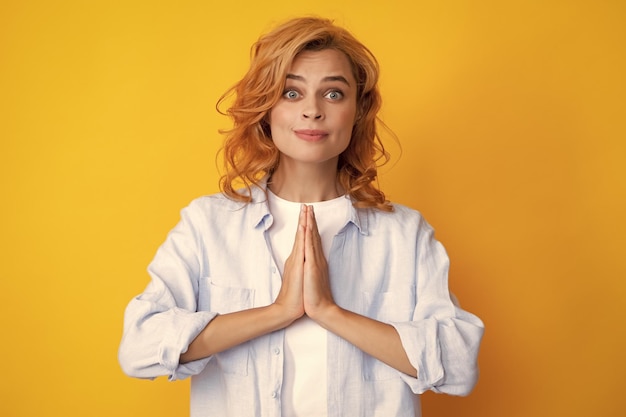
[302,205,337,320]
[298,205,417,377]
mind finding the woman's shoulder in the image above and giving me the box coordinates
[187,191,239,208]
[365,201,434,234]
[180,188,269,223]
[184,191,255,213]
[370,201,425,221]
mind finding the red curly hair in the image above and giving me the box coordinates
[217,16,394,211]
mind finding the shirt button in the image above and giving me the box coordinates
[271,266,277,273]
[273,347,280,355]
[271,391,278,399]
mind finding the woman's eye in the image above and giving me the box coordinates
[325,90,343,100]
[284,90,300,99]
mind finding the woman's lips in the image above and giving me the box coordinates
[294,129,329,142]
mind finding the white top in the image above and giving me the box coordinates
[267,189,350,417]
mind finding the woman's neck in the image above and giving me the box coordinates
[268,160,343,203]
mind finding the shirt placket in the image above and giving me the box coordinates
[263,219,285,416]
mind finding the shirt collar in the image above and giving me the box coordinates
[347,201,369,235]
[247,183,271,230]
[244,177,369,235]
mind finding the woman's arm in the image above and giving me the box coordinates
[181,204,309,363]
[301,205,417,377]
[304,205,483,394]
[180,304,293,363]
[313,305,418,377]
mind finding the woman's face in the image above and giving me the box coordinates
[269,49,358,169]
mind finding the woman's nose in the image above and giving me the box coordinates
[303,112,322,119]
[302,97,323,120]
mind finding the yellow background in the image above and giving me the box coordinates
[1,0,624,416]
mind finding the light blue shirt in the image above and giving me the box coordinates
[119,184,484,417]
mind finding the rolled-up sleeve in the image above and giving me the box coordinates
[118,201,217,381]
[391,219,484,396]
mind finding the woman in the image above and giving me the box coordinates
[119,16,484,417]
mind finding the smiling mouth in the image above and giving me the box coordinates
[294,129,329,141]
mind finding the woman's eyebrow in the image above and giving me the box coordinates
[286,73,351,86]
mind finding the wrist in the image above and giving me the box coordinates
[309,303,343,330]
[269,302,303,329]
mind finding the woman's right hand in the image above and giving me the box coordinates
[273,204,307,323]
